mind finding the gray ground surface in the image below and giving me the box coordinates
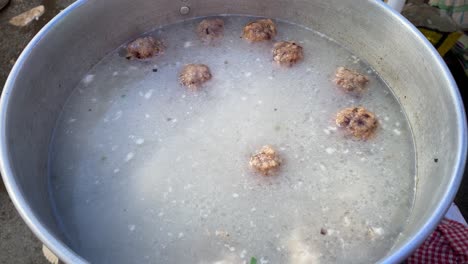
[0,0,466,263]
[456,172,468,218]
[0,185,48,264]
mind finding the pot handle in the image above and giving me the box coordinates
[383,0,406,13]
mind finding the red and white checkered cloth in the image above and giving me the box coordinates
[408,219,468,264]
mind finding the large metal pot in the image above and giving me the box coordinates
[0,0,466,263]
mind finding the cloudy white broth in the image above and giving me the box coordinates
[49,16,416,264]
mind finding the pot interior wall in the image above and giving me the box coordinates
[2,0,464,262]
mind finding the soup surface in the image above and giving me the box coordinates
[49,16,416,264]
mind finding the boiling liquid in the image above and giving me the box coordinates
[49,16,416,264]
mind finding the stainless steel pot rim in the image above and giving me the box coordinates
[0,1,466,263]
[0,2,88,263]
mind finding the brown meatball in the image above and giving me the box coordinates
[249,145,281,176]
[334,67,369,94]
[242,19,277,42]
[273,41,304,67]
[179,64,212,90]
[197,18,224,43]
[336,107,378,140]
[126,36,164,60]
